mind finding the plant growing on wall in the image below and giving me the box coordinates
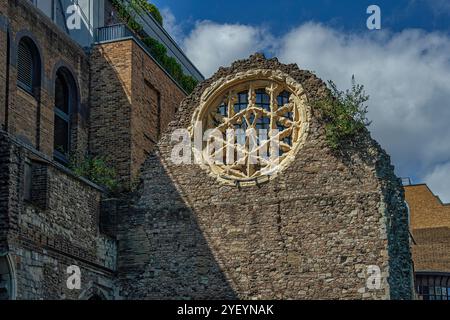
[69,155,120,192]
[110,0,199,93]
[315,76,372,149]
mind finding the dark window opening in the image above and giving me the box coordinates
[53,69,76,165]
[0,257,12,300]
[17,38,41,95]
[278,90,293,121]
[416,274,450,300]
[234,92,249,130]
[23,160,32,202]
[217,103,227,117]
[255,89,270,112]
[55,74,70,114]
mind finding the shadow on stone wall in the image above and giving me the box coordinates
[117,153,237,300]
[88,44,236,299]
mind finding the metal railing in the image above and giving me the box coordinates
[401,177,413,186]
[95,24,133,43]
[94,23,189,93]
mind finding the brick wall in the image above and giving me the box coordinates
[117,54,414,300]
[405,184,450,230]
[130,41,186,182]
[4,0,90,158]
[0,131,116,299]
[411,228,450,272]
[90,40,134,187]
[90,39,186,188]
[405,185,450,273]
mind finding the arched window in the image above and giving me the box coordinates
[416,273,450,300]
[0,256,13,300]
[54,68,76,164]
[17,37,41,95]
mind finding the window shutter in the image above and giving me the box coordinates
[17,41,34,91]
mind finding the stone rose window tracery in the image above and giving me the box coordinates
[191,69,311,186]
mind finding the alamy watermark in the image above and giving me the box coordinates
[366,265,382,290]
[367,5,381,30]
[171,123,284,176]
[66,265,81,290]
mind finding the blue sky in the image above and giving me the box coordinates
[154,0,450,35]
[152,0,450,202]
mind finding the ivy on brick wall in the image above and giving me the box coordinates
[315,76,372,149]
[111,0,198,93]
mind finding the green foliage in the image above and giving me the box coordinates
[139,0,163,26]
[315,76,371,149]
[111,0,199,93]
[69,155,120,192]
[141,35,198,92]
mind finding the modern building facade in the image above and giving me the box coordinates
[27,0,203,80]
[404,183,450,300]
[0,0,423,300]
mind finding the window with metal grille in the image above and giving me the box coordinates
[17,41,34,92]
[416,274,450,300]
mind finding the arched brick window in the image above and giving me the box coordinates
[53,68,77,164]
[17,37,41,95]
[0,256,14,300]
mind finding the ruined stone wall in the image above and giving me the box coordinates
[0,131,116,300]
[3,0,90,157]
[117,54,414,300]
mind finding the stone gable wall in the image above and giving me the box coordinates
[117,54,413,300]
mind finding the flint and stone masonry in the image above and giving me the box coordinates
[116,54,414,300]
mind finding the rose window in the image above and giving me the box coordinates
[191,69,310,186]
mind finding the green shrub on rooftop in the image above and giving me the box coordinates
[111,0,199,93]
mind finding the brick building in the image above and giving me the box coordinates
[0,0,197,300]
[404,184,450,300]
[0,0,417,300]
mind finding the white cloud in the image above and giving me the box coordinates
[165,15,450,201]
[424,162,450,203]
[182,21,270,77]
[276,23,450,183]
[160,7,184,44]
